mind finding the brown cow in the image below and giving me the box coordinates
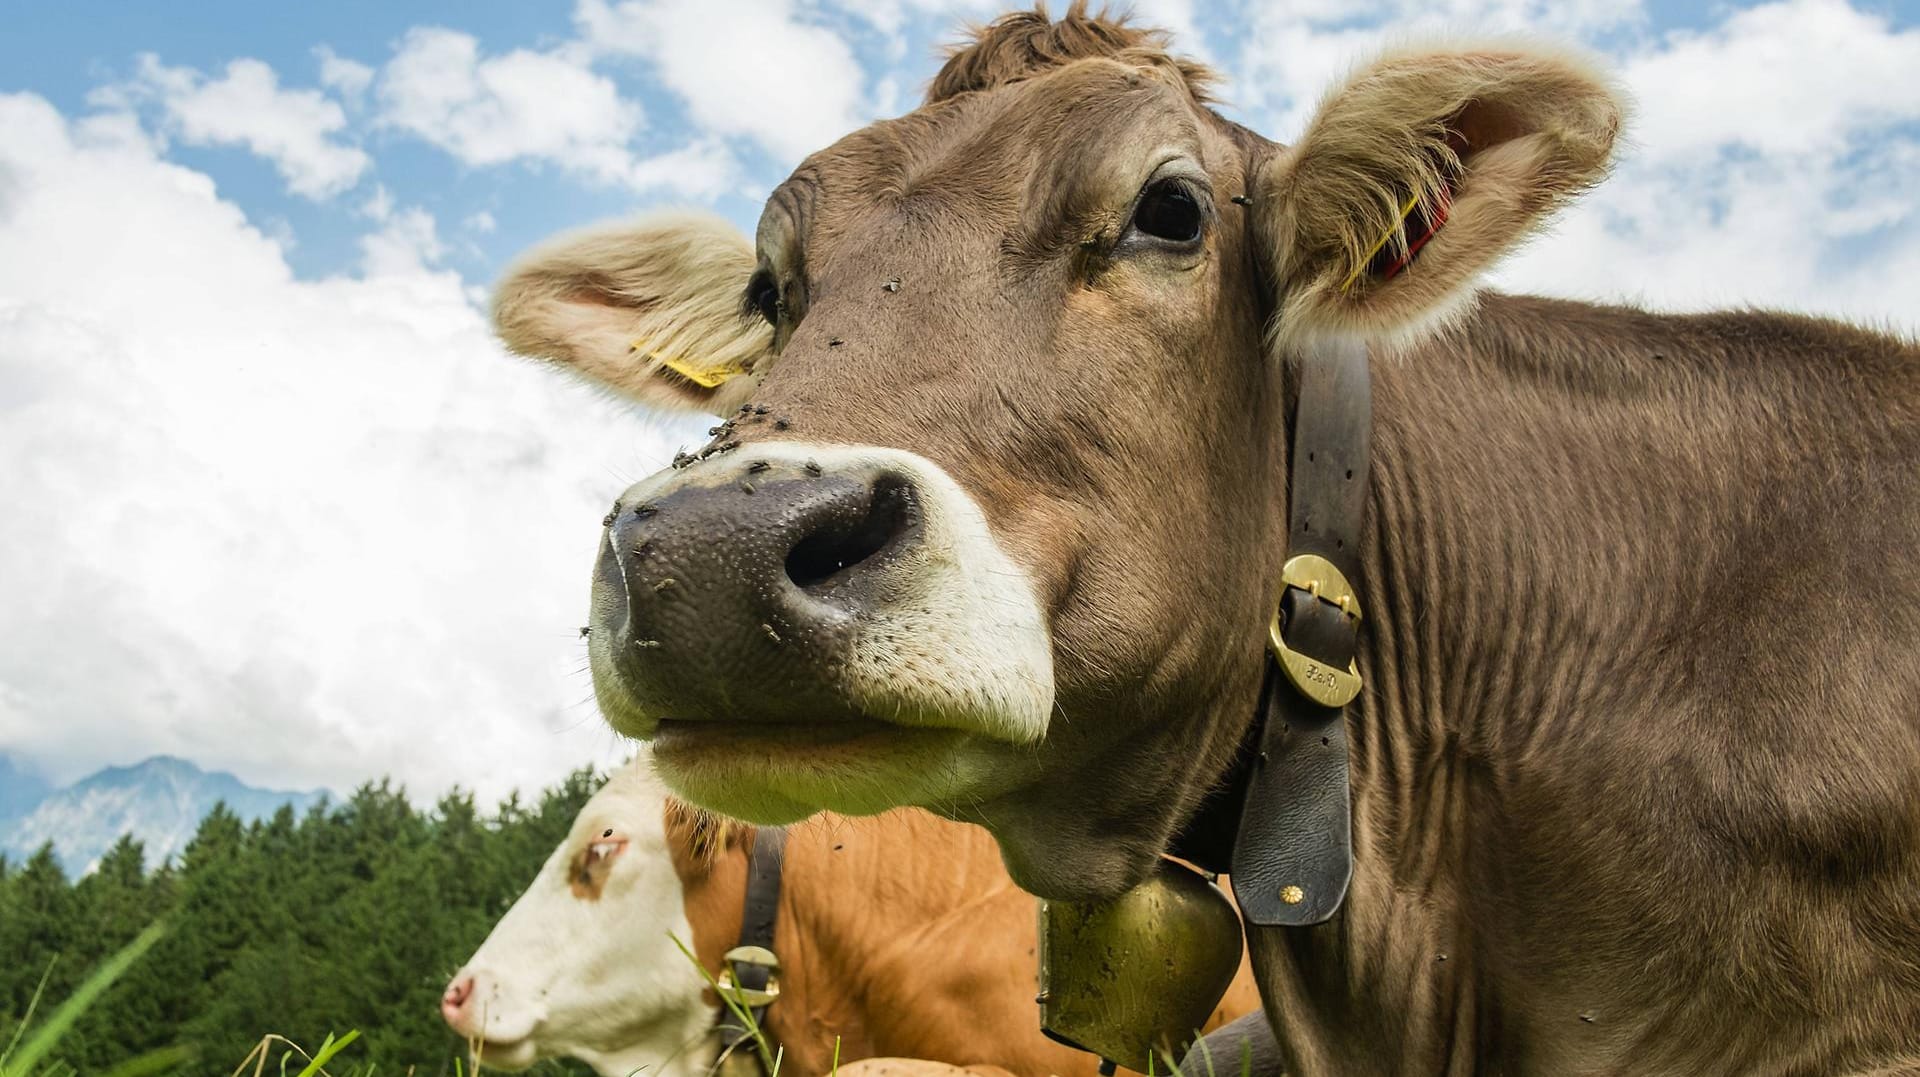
[443,756,1259,1076]
[493,8,1920,1075]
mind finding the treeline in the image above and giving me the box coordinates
[0,770,610,1075]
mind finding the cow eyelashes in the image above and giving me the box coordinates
[1124,177,1207,249]
[746,270,780,327]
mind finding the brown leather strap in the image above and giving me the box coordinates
[1232,337,1370,927]
[716,826,785,1052]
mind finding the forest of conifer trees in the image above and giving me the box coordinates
[0,768,611,1075]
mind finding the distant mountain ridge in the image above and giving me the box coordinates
[0,754,52,824]
[0,755,325,877]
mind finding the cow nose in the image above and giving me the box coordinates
[592,456,924,722]
[440,973,476,1026]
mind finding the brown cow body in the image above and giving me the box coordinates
[1254,295,1920,1074]
[492,8,1920,1074]
[672,806,1258,1077]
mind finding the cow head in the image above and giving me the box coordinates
[440,758,716,1077]
[495,11,1622,899]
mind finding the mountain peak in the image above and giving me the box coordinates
[1,756,326,877]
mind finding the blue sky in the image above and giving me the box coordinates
[2,0,1917,803]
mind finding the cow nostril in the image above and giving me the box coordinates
[785,474,918,591]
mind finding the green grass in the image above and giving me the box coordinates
[0,923,184,1077]
[669,932,781,1077]
[0,923,374,1077]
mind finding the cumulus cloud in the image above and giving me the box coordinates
[1233,0,1645,137]
[1491,0,1920,322]
[122,54,370,199]
[374,26,735,196]
[576,0,867,163]
[0,91,707,798]
[314,45,375,101]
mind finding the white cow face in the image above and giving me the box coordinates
[441,758,718,1077]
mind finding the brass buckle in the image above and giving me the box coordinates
[715,945,781,1008]
[1269,553,1363,708]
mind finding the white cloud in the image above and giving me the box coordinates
[0,91,708,800]
[1490,0,1920,324]
[1233,0,1645,138]
[375,26,734,196]
[576,0,866,163]
[358,203,446,277]
[1621,0,1920,158]
[126,54,370,200]
[464,209,498,234]
[314,45,375,101]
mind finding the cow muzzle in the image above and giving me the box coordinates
[586,444,1054,822]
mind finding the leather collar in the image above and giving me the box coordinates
[1170,336,1370,928]
[713,825,785,1075]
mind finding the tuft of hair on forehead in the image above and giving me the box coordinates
[928,1,1217,104]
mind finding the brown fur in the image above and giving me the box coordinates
[663,805,1261,1077]
[500,7,1920,1074]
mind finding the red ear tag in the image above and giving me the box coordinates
[1343,130,1469,292]
[1369,188,1452,282]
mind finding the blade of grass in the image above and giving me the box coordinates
[99,1045,196,1077]
[292,1030,360,1077]
[667,933,775,1077]
[0,957,56,1070]
[0,922,166,1077]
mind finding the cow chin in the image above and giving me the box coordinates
[468,1037,539,1072]
[648,721,1026,825]
[586,443,1056,822]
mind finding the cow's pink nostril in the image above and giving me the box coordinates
[440,974,475,1022]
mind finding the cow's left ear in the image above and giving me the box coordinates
[1255,42,1625,349]
[492,211,774,417]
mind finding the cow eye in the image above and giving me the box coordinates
[746,270,780,326]
[1129,179,1204,245]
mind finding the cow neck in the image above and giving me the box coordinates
[1169,336,1371,928]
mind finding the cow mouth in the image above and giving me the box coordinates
[652,716,902,751]
[644,715,1017,825]
[649,716,963,783]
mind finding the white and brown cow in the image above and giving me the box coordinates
[440,759,713,1077]
[442,757,1260,1076]
[490,7,1920,1075]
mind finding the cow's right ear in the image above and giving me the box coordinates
[1254,41,1625,350]
[491,212,774,418]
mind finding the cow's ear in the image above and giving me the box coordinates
[492,212,773,417]
[1254,42,1624,349]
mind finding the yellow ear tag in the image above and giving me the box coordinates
[1340,191,1423,295]
[636,345,744,389]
